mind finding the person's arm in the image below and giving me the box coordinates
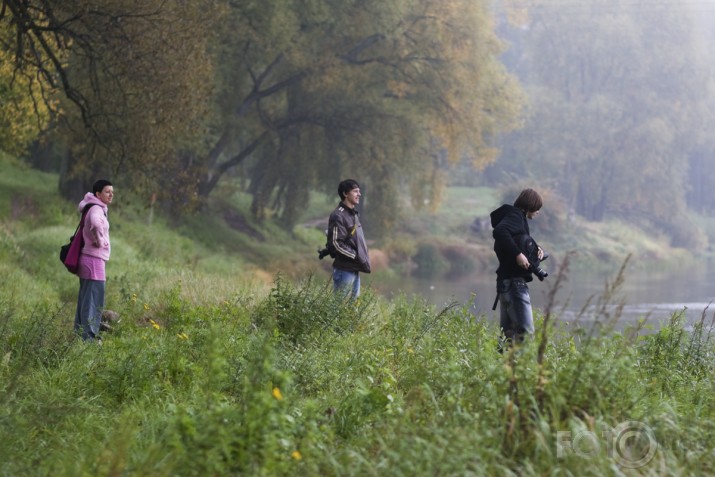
[87,208,109,248]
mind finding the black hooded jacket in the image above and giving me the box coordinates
[490,204,533,282]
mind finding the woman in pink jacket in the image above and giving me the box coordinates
[74,179,113,342]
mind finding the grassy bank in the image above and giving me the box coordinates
[2,159,715,475]
[2,274,715,476]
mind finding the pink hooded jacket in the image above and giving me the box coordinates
[78,192,111,261]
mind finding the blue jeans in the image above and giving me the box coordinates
[498,277,534,344]
[74,278,105,341]
[332,268,360,300]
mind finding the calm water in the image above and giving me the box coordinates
[370,261,715,330]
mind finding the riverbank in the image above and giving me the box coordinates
[3,158,715,476]
[3,269,715,475]
[2,156,712,302]
[298,185,711,285]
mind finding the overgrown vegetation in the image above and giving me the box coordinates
[2,265,715,476]
[1,160,715,476]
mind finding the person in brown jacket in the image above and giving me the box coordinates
[326,179,371,300]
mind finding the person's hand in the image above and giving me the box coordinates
[537,246,544,261]
[516,253,530,270]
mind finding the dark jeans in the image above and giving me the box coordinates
[498,277,534,345]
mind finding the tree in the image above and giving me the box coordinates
[493,0,708,246]
[684,15,715,216]
[1,0,221,197]
[181,0,523,234]
[0,10,58,155]
[3,0,523,234]
[57,0,221,199]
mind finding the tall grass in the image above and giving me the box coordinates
[2,161,715,475]
[2,267,715,476]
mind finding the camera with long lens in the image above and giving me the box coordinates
[518,234,549,281]
[529,257,549,281]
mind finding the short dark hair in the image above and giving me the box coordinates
[92,179,113,195]
[513,188,543,213]
[338,179,360,199]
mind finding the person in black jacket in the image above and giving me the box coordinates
[326,179,371,300]
[490,188,544,349]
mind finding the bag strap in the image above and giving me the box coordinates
[73,203,96,238]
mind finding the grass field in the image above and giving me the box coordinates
[2,160,715,476]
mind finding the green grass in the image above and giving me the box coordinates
[2,274,715,476]
[0,159,67,226]
[2,158,715,476]
[403,186,500,236]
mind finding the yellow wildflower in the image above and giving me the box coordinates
[149,319,161,330]
[291,450,302,461]
[272,387,283,401]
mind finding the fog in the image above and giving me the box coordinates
[383,0,715,322]
[455,0,715,253]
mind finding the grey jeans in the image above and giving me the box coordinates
[498,277,534,343]
[74,278,105,341]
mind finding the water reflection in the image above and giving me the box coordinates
[370,263,715,330]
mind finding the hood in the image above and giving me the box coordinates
[490,204,519,228]
[78,192,108,214]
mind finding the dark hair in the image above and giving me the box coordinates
[338,179,360,199]
[513,188,543,213]
[92,179,113,195]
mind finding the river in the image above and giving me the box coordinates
[370,260,715,332]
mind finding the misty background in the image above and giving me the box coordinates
[480,0,715,249]
[2,0,715,321]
